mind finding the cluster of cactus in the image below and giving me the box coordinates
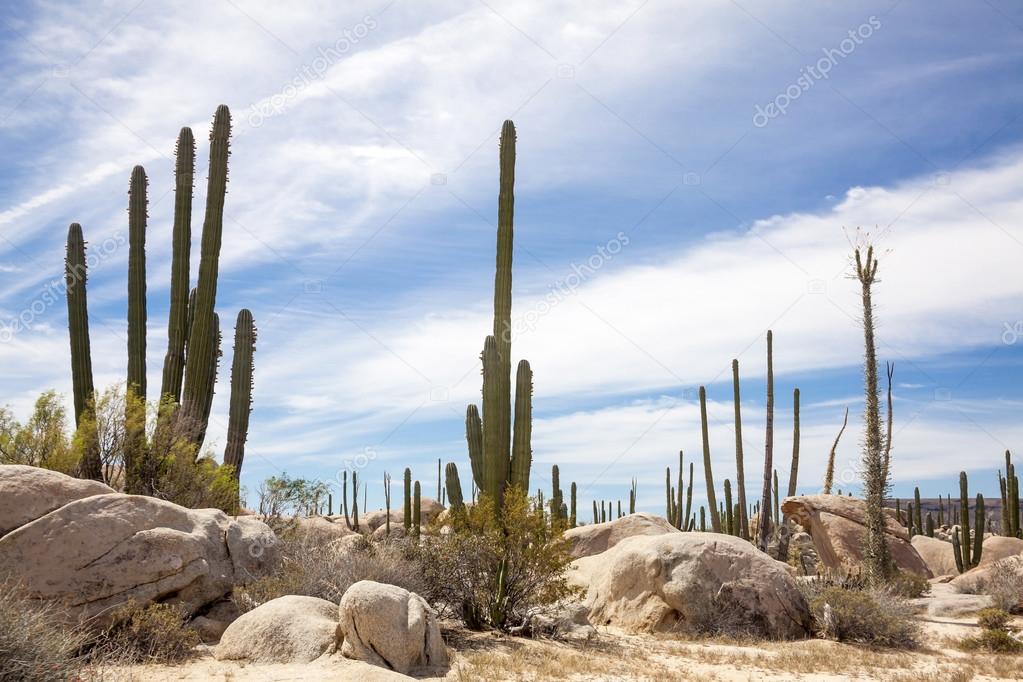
[665,450,694,530]
[952,471,984,574]
[1000,450,1020,537]
[65,106,255,495]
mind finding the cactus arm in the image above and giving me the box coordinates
[65,223,101,481]
[699,386,721,532]
[126,165,148,402]
[731,359,749,538]
[492,121,515,476]
[224,309,255,484]
[758,330,774,550]
[509,359,532,492]
[445,462,464,513]
[786,388,800,497]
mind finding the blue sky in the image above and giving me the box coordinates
[2,1,1023,515]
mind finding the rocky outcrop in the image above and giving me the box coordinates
[215,596,339,663]
[911,535,958,577]
[338,580,448,674]
[0,464,114,537]
[781,495,931,577]
[0,465,278,624]
[563,512,679,559]
[978,536,1023,566]
[570,533,810,639]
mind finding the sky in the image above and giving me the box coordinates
[1,0,1023,516]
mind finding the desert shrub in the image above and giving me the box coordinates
[0,581,85,681]
[959,628,1023,653]
[88,599,199,664]
[979,558,1023,613]
[253,474,330,535]
[416,487,578,631]
[976,607,1012,632]
[888,571,931,599]
[806,586,920,648]
[233,533,425,612]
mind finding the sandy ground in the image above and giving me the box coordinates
[91,592,1022,682]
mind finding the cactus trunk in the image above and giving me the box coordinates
[446,462,465,512]
[731,359,749,539]
[65,223,101,481]
[699,386,721,532]
[224,309,255,488]
[403,468,412,531]
[510,360,532,492]
[758,330,774,551]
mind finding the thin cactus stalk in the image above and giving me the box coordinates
[126,164,148,490]
[699,386,721,532]
[731,359,749,539]
[699,506,706,532]
[617,500,622,519]
[592,500,598,525]
[445,462,464,513]
[493,121,515,470]
[437,458,442,503]
[665,466,674,522]
[352,470,359,532]
[403,468,412,531]
[328,493,333,516]
[675,454,685,528]
[601,500,606,523]
[480,335,506,505]
[342,470,351,529]
[224,309,255,486]
[787,388,800,497]
[384,472,392,536]
[907,502,915,538]
[684,462,694,532]
[925,512,935,537]
[913,486,923,536]
[550,465,563,523]
[823,407,849,494]
[413,481,421,538]
[181,105,231,447]
[724,479,734,535]
[510,360,532,491]
[466,404,484,488]
[758,330,774,551]
[65,223,101,481]
[772,469,780,529]
[856,246,893,582]
[629,478,637,515]
[159,127,194,405]
[192,312,221,448]
[570,482,577,527]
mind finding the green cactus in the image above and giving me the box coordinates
[758,330,775,551]
[510,360,532,492]
[403,467,412,531]
[698,386,721,532]
[342,470,351,528]
[724,479,734,535]
[629,478,637,515]
[65,223,101,481]
[699,506,706,532]
[731,359,749,539]
[913,486,923,536]
[925,512,935,538]
[224,309,255,486]
[684,461,694,532]
[413,480,421,538]
[773,469,780,531]
[786,388,800,497]
[126,165,148,403]
[550,465,563,523]
[159,127,195,406]
[181,105,230,446]
[192,312,221,447]
[384,472,392,536]
[466,405,483,485]
[570,482,577,528]
[592,499,598,525]
[953,472,984,573]
[445,462,465,513]
[352,470,360,531]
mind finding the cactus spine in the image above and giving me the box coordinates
[65,223,101,481]
[699,386,721,532]
[758,330,774,551]
[160,127,194,405]
[181,105,230,446]
[224,309,255,486]
[445,462,464,513]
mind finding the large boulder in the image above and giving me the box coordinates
[215,596,339,663]
[0,488,278,623]
[912,535,958,577]
[952,555,1023,599]
[781,495,931,577]
[360,509,403,533]
[570,533,810,639]
[564,512,679,559]
[0,464,114,537]
[979,536,1023,566]
[338,581,448,674]
[293,516,356,544]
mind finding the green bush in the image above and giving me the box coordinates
[889,571,931,599]
[807,586,920,648]
[976,607,1012,632]
[0,581,84,681]
[416,486,578,631]
[960,628,1023,653]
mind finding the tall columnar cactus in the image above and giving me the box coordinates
[224,309,255,483]
[684,462,694,531]
[629,478,637,515]
[758,330,774,551]
[724,479,734,535]
[342,470,351,528]
[1002,450,1020,537]
[65,223,101,481]
[352,470,359,531]
[192,312,221,447]
[384,472,392,536]
[699,386,721,533]
[160,127,195,405]
[592,499,598,525]
[126,165,148,402]
[181,105,231,446]
[925,512,935,537]
[952,471,984,573]
[413,480,421,538]
[786,388,800,497]
[466,122,534,514]
[445,462,465,513]
[772,469,780,527]
[550,465,563,523]
[731,359,749,539]
[913,486,923,536]
[570,482,577,527]
[856,246,893,582]
[403,467,412,531]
